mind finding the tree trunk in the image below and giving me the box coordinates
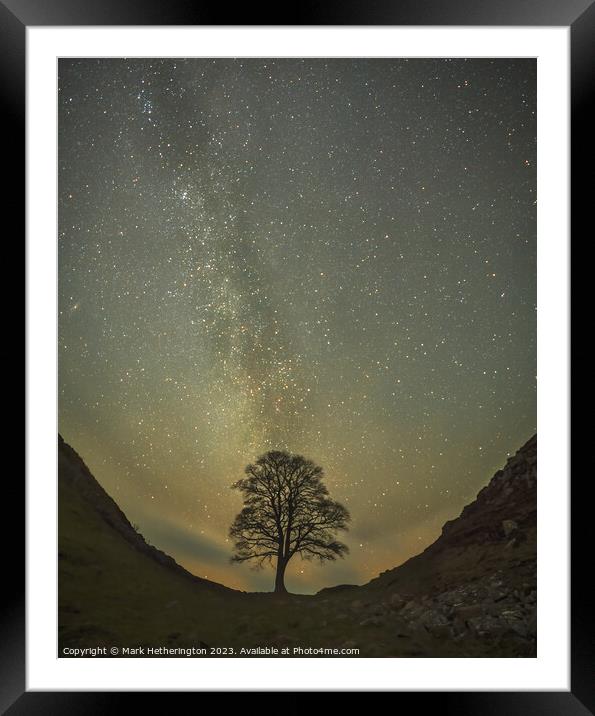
[274,556,288,593]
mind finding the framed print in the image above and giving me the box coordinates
[13,1,588,710]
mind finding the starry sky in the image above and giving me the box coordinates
[58,58,536,594]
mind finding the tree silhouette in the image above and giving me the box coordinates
[229,450,350,593]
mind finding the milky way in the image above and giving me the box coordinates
[58,59,536,593]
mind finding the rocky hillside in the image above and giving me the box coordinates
[315,434,537,656]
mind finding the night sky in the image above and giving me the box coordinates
[58,59,536,593]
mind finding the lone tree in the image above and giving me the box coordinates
[229,450,350,593]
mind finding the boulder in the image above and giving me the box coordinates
[359,616,384,627]
[426,623,452,639]
[388,593,406,611]
[454,603,484,621]
[502,519,518,537]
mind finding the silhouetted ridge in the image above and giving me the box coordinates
[58,434,234,594]
[432,433,536,551]
[365,434,537,590]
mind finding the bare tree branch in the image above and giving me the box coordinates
[229,450,351,592]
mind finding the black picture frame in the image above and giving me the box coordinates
[12,0,587,709]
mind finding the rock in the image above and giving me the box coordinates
[388,593,406,611]
[402,600,422,615]
[427,623,452,639]
[467,615,506,637]
[450,617,469,637]
[421,609,450,630]
[501,608,524,621]
[454,604,484,620]
[436,588,467,607]
[359,616,384,627]
[502,519,518,537]
[499,609,530,638]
